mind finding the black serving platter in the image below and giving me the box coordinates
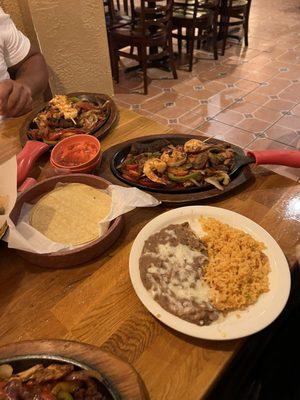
[99,134,253,205]
[110,135,247,194]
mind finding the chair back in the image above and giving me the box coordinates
[173,0,219,24]
[137,0,174,38]
[222,0,252,13]
[104,0,131,28]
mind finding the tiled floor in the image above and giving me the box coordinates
[113,0,300,182]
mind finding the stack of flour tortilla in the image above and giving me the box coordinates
[29,183,112,246]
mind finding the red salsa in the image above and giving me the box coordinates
[55,142,98,167]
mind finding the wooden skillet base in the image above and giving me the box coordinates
[99,134,253,206]
[0,339,148,400]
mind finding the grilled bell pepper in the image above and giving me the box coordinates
[168,171,202,182]
[57,391,73,400]
[52,382,79,396]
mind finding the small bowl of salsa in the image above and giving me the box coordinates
[50,134,101,173]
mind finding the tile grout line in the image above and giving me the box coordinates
[191,81,264,133]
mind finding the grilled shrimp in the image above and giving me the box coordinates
[143,158,168,184]
[161,148,187,167]
[184,139,207,154]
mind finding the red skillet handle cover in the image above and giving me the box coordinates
[17,141,49,186]
[247,150,300,168]
[18,177,37,193]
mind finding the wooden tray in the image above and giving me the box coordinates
[19,92,119,147]
[99,134,253,205]
[9,174,124,268]
[0,339,147,400]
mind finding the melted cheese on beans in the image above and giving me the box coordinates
[145,242,210,305]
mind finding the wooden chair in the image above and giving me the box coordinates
[109,0,177,94]
[103,0,132,29]
[219,0,252,55]
[172,0,219,71]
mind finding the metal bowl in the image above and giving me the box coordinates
[0,354,121,400]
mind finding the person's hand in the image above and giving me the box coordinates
[0,79,33,117]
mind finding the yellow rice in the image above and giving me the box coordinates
[200,217,270,312]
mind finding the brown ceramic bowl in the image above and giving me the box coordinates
[9,174,124,268]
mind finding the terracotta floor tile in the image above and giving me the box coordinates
[241,70,275,84]
[150,79,181,89]
[176,86,216,101]
[214,109,245,126]
[209,93,235,108]
[212,74,242,86]
[244,91,270,107]
[252,106,282,124]
[196,120,232,137]
[255,78,291,96]
[220,87,250,100]
[265,124,299,146]
[203,80,228,93]
[156,105,189,119]
[246,53,273,67]
[141,92,181,113]
[178,112,206,129]
[263,98,297,112]
[234,79,260,91]
[155,96,199,118]
[223,47,261,61]
[228,101,259,114]
[192,103,222,118]
[192,69,221,82]
[236,118,271,133]
[279,83,300,103]
[291,103,300,117]
[214,127,255,148]
[263,47,288,59]
[246,138,290,151]
[276,114,300,131]
[258,61,291,77]
[277,50,300,65]
[276,65,300,80]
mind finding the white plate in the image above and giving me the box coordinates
[129,206,291,340]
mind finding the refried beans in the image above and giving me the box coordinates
[139,222,219,326]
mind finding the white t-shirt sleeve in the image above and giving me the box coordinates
[2,15,31,68]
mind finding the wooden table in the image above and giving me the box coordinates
[0,108,299,400]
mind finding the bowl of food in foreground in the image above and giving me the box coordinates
[0,355,118,400]
[50,134,102,174]
[129,206,291,340]
[20,93,118,146]
[100,134,253,205]
[0,340,147,400]
[9,174,123,268]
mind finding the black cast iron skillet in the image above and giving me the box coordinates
[111,135,300,194]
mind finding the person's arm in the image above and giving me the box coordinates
[9,43,49,99]
[0,44,48,118]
